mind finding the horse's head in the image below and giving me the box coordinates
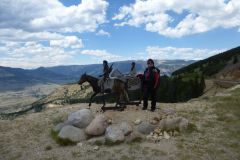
[78,72,87,85]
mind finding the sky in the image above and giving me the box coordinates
[0,0,239,68]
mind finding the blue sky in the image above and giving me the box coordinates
[0,0,239,68]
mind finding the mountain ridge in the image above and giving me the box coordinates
[0,60,194,91]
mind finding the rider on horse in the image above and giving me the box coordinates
[129,62,137,76]
[99,60,112,92]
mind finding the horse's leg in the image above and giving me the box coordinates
[115,92,121,107]
[101,94,106,109]
[123,89,129,103]
[89,92,98,107]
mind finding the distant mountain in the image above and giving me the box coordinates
[46,60,195,78]
[0,59,194,91]
[172,46,240,77]
[0,66,71,91]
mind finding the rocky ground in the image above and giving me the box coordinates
[0,84,240,160]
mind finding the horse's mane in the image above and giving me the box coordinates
[85,74,99,81]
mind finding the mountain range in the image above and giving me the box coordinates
[0,60,194,91]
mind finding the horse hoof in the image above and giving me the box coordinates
[101,107,105,112]
[119,107,125,111]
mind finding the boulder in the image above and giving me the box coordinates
[85,115,108,136]
[58,125,86,142]
[105,125,125,144]
[137,122,156,135]
[87,136,106,146]
[159,117,189,132]
[53,123,65,133]
[119,121,133,136]
[65,109,94,128]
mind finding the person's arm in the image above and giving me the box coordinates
[137,73,144,79]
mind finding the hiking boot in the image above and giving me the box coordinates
[151,107,156,112]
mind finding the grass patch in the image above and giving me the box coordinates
[120,155,136,160]
[50,129,76,146]
[94,140,104,146]
[105,139,123,146]
[186,122,198,133]
[126,137,143,144]
[51,115,65,125]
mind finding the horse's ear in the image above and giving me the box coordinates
[84,72,87,75]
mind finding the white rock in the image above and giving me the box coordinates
[105,125,125,143]
[134,119,142,125]
[66,109,94,128]
[85,115,108,136]
[163,131,170,139]
[58,125,86,142]
[93,146,99,151]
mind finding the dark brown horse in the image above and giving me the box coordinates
[78,73,129,110]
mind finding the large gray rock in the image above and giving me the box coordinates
[159,117,189,132]
[53,123,65,133]
[119,122,133,136]
[58,125,86,142]
[85,115,108,136]
[105,125,125,143]
[137,122,156,135]
[66,109,94,128]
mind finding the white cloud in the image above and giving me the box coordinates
[0,29,83,48]
[81,49,122,62]
[0,0,109,68]
[146,46,225,60]
[0,41,76,68]
[0,0,109,33]
[50,36,83,49]
[113,0,240,37]
[96,29,111,37]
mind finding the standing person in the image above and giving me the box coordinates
[129,62,137,76]
[138,59,160,111]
